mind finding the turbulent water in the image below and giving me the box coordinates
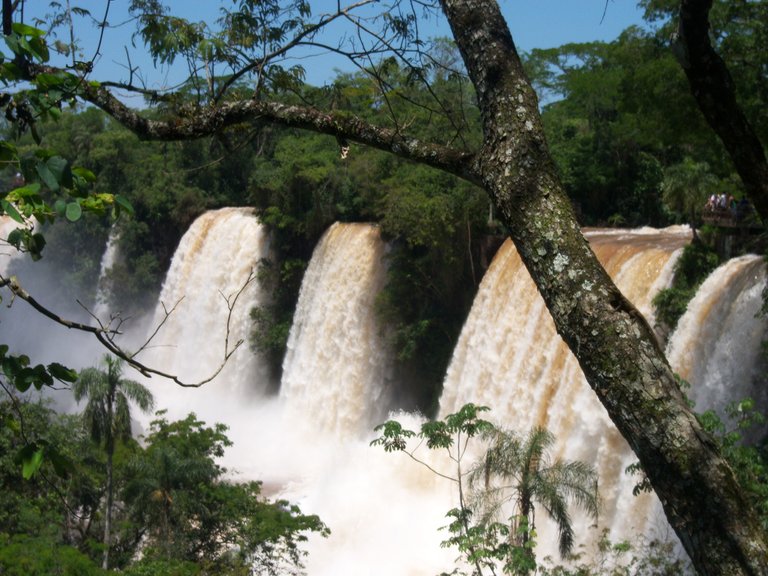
[135,216,456,574]
[667,254,768,414]
[5,208,766,574]
[280,222,394,435]
[93,227,120,320]
[440,226,693,559]
[139,207,271,389]
[132,216,765,573]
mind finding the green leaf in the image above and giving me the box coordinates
[27,36,50,62]
[48,362,78,383]
[35,155,70,192]
[7,182,41,200]
[5,416,20,433]
[65,201,82,222]
[7,227,23,248]
[26,232,46,260]
[34,72,69,89]
[114,194,134,216]
[53,198,67,216]
[1,200,23,223]
[47,446,74,478]
[22,447,44,479]
[71,166,96,182]
[11,23,45,38]
[0,141,16,162]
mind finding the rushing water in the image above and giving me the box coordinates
[93,227,120,321]
[136,216,456,574]
[667,254,768,414]
[139,207,271,390]
[6,208,764,574]
[439,226,693,559]
[280,222,395,435]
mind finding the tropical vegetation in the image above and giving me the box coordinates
[0,389,328,575]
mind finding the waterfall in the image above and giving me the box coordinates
[104,216,765,574]
[667,254,768,413]
[280,222,394,434]
[137,207,272,414]
[93,227,120,320]
[439,226,692,559]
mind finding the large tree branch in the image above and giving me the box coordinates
[76,80,479,183]
[676,0,768,221]
[440,0,767,574]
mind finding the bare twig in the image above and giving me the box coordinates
[0,270,256,389]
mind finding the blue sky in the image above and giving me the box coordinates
[28,1,648,90]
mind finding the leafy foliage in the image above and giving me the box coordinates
[0,395,328,575]
[652,240,720,331]
[524,21,749,228]
[470,427,599,561]
[697,399,768,531]
[123,411,329,574]
[372,405,599,575]
[0,533,105,576]
[537,529,692,575]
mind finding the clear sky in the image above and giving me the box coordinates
[28,1,648,91]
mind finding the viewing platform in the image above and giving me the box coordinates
[701,206,763,232]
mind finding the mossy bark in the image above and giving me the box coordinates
[441,0,768,574]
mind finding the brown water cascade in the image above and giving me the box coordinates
[439,226,694,562]
[11,209,761,575]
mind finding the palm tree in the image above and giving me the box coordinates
[73,354,155,570]
[471,426,599,573]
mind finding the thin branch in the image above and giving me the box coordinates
[89,0,113,72]
[0,273,251,389]
[126,298,184,360]
[1,275,117,335]
[214,0,377,102]
[218,269,257,359]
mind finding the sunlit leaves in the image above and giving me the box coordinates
[0,140,133,258]
[64,201,82,222]
[5,23,49,63]
[47,362,78,383]
[371,403,492,453]
[138,14,207,67]
[0,200,23,223]
[370,420,416,452]
[697,398,768,530]
[17,444,44,479]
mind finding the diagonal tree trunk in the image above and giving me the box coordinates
[438,1,767,574]
[676,0,768,221]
